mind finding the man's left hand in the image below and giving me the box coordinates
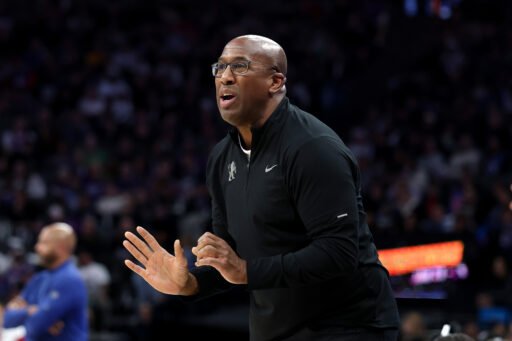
[192,232,247,284]
[48,321,64,335]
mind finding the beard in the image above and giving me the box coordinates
[39,252,58,268]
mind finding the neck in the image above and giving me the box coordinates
[48,257,69,270]
[237,94,284,148]
[238,127,252,149]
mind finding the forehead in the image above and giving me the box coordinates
[38,229,56,243]
[38,229,50,241]
[219,40,266,62]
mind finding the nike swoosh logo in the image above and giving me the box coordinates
[265,164,278,173]
[337,213,348,219]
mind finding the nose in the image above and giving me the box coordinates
[219,65,235,85]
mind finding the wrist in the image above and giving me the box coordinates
[27,305,38,315]
[239,259,248,284]
[180,273,199,296]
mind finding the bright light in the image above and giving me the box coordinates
[378,241,464,276]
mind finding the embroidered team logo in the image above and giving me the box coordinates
[228,161,237,182]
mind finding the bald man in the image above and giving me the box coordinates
[3,223,88,341]
[123,35,400,340]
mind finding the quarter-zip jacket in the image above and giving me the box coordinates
[191,97,399,340]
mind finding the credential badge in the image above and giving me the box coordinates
[228,161,237,182]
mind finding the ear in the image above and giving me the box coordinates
[269,73,287,95]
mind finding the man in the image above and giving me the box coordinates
[2,223,88,341]
[123,34,400,340]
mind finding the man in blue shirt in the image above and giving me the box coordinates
[3,222,88,341]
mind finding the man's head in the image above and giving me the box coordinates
[35,222,77,269]
[214,34,287,128]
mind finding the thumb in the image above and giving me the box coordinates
[174,239,188,267]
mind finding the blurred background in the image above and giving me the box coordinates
[0,0,511,340]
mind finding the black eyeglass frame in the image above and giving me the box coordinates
[211,60,279,77]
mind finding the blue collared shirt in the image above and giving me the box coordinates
[3,260,88,341]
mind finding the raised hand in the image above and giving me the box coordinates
[192,232,247,285]
[123,226,198,295]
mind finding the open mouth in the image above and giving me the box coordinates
[221,95,235,101]
[220,94,237,108]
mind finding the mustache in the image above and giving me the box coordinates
[217,86,239,95]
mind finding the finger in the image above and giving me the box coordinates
[195,257,215,268]
[196,245,225,260]
[195,236,225,253]
[196,232,212,247]
[125,231,153,257]
[195,257,227,270]
[124,259,147,279]
[123,240,148,266]
[137,226,164,253]
[191,245,207,256]
[198,232,222,245]
[173,239,188,267]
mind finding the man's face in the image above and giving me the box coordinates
[215,40,274,127]
[35,229,59,268]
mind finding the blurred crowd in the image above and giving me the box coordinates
[0,0,511,340]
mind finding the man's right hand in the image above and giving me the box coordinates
[123,226,198,296]
[6,297,27,309]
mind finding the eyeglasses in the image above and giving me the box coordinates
[211,60,278,78]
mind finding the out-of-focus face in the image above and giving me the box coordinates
[214,39,276,127]
[35,229,59,268]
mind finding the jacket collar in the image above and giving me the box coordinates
[228,97,289,146]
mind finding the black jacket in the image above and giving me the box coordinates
[191,97,399,340]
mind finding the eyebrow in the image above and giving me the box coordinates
[217,56,250,63]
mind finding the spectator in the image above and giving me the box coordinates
[2,223,88,341]
[77,249,111,331]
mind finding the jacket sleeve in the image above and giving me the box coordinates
[3,309,29,328]
[24,276,86,338]
[3,278,38,328]
[247,136,360,289]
